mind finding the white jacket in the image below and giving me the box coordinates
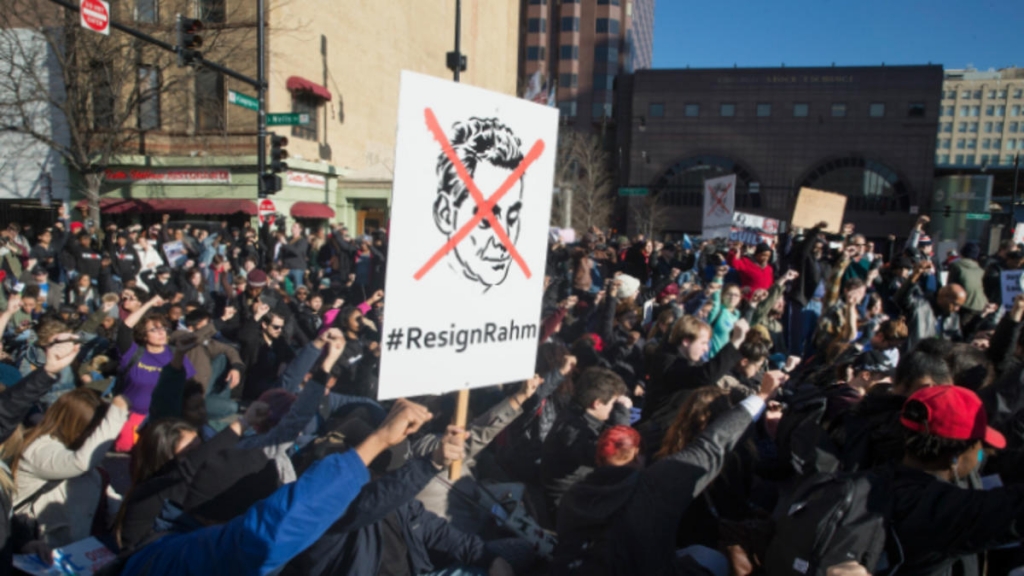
[14,404,128,546]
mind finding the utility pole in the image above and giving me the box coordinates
[1014,152,1021,225]
[256,0,268,198]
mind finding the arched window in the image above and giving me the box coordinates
[799,156,909,212]
[653,155,756,208]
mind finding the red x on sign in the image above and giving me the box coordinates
[413,108,545,281]
[707,182,733,216]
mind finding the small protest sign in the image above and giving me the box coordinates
[792,187,847,234]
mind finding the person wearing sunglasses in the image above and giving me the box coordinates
[238,301,295,403]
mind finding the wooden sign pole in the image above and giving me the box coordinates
[449,388,470,480]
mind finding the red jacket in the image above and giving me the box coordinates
[726,250,775,294]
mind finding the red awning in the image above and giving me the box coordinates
[290,201,335,219]
[286,76,332,101]
[75,198,257,216]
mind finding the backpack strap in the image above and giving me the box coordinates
[13,480,60,514]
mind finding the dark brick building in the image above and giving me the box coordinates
[616,65,944,237]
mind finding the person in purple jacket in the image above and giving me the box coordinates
[115,294,195,452]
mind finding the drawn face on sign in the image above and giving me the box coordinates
[432,117,525,289]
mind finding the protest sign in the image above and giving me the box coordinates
[161,240,187,267]
[378,71,557,400]
[1002,269,1024,310]
[1014,224,1024,246]
[702,174,736,239]
[791,187,846,234]
[729,211,779,246]
[13,537,115,575]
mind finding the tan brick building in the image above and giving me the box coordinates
[76,0,520,232]
[934,67,1024,169]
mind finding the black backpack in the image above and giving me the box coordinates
[764,470,900,576]
[773,386,849,478]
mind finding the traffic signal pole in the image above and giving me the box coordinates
[256,0,268,198]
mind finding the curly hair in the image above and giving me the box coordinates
[436,117,524,209]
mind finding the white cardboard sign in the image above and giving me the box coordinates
[702,174,736,239]
[1002,270,1024,310]
[377,71,557,399]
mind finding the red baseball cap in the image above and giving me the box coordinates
[900,385,1005,449]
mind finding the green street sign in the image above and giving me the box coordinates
[965,212,991,221]
[227,90,258,111]
[618,187,649,197]
[267,113,311,126]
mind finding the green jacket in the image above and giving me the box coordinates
[948,258,988,312]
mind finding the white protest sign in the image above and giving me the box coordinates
[702,174,735,239]
[1014,224,1024,246]
[13,537,115,575]
[378,71,557,400]
[161,240,187,267]
[1002,269,1024,310]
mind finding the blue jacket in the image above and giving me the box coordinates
[121,449,370,576]
[284,457,493,575]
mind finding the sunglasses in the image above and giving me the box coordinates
[268,323,284,330]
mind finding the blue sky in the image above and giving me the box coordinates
[653,0,1024,71]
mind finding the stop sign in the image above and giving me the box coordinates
[258,198,276,227]
[80,0,110,36]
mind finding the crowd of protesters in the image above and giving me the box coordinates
[2,205,1024,576]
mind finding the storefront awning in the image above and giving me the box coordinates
[75,198,257,216]
[290,201,335,219]
[286,76,332,101]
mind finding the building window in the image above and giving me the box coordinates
[1007,155,1016,165]
[92,63,115,129]
[996,122,1004,132]
[1013,105,1022,117]
[527,18,546,33]
[1016,89,1024,98]
[986,105,995,116]
[969,122,978,132]
[596,18,620,34]
[982,138,991,150]
[648,102,664,117]
[994,139,1002,149]
[971,105,980,116]
[960,105,970,116]
[945,90,956,99]
[941,139,951,149]
[1011,122,1019,133]
[560,45,579,60]
[756,103,771,117]
[195,69,224,131]
[973,90,982,99]
[831,103,847,117]
[595,45,618,62]
[197,0,225,22]
[869,102,885,117]
[962,90,971,99]
[988,90,996,99]
[999,90,1008,98]
[558,101,577,118]
[996,105,1006,117]
[560,17,579,32]
[966,155,976,165]
[684,103,700,117]
[719,103,736,117]
[941,106,953,116]
[955,154,964,164]
[1009,139,1018,150]
[956,138,965,149]
[938,154,950,165]
[984,122,993,133]
[559,73,578,88]
[138,66,160,131]
[526,46,545,60]
[958,123,967,133]
[793,103,809,117]
[907,102,925,117]
[291,94,319,141]
[592,102,612,119]
[942,122,952,132]
[967,139,977,149]
[134,0,157,23]
[593,74,614,90]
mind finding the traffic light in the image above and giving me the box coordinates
[175,15,203,67]
[269,133,288,174]
[944,205,952,218]
[261,174,282,195]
